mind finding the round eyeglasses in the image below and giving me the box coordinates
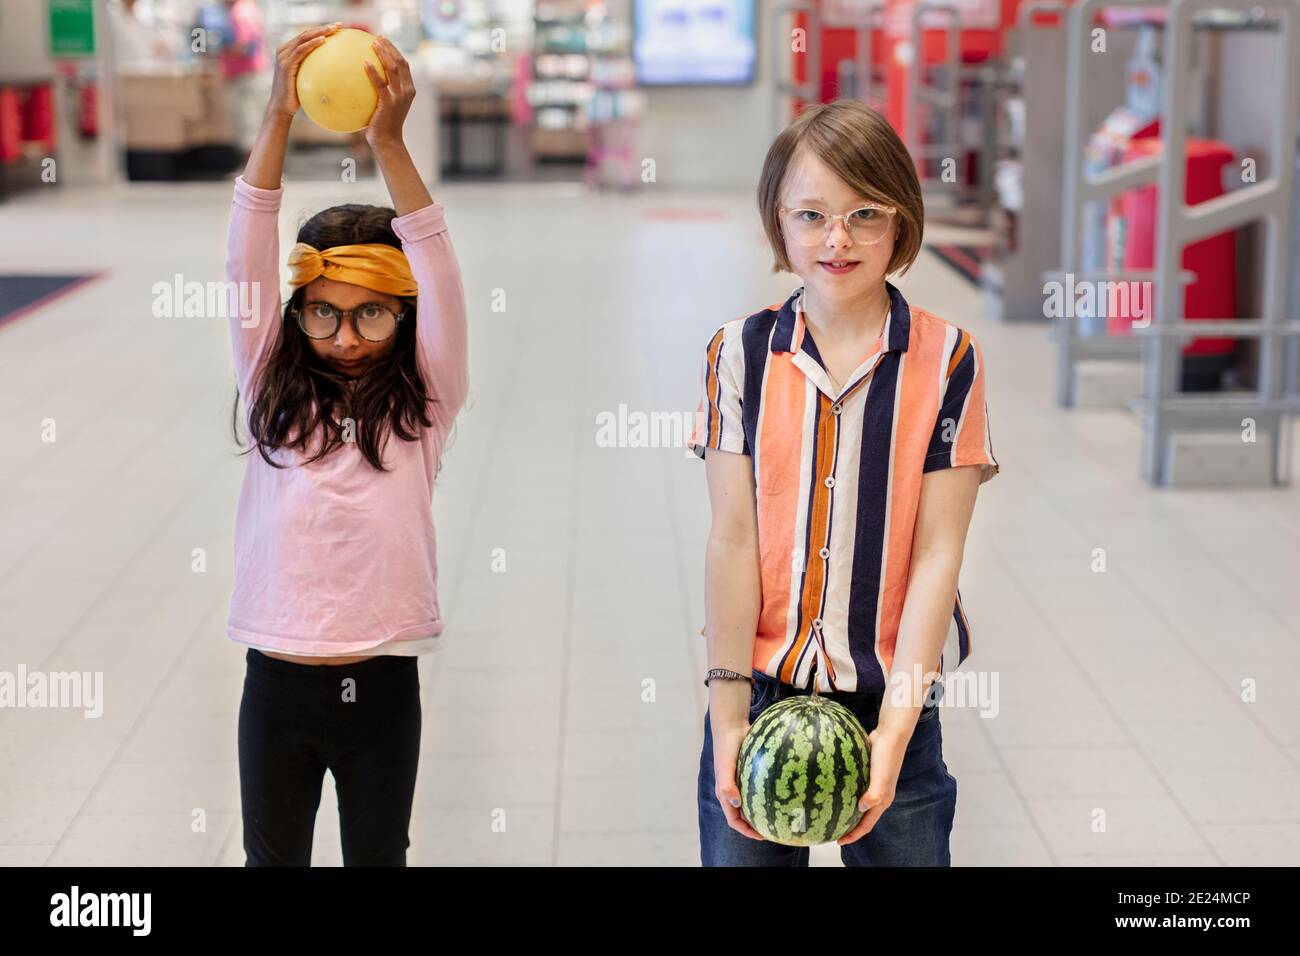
[778,204,897,247]
[293,300,405,343]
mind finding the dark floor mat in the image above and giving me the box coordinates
[0,274,99,330]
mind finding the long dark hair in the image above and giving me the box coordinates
[232,203,436,471]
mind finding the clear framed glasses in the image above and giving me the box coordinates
[293,300,405,343]
[778,203,897,247]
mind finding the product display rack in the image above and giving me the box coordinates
[1056,0,1300,486]
[990,0,1069,321]
[905,1,1001,226]
[582,12,639,190]
[770,1,822,138]
[529,0,592,161]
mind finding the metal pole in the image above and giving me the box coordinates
[772,2,823,135]
[1056,0,1095,407]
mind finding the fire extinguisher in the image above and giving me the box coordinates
[55,61,97,141]
[78,81,97,139]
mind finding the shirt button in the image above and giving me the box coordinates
[824,476,836,488]
[819,547,830,560]
[812,618,823,630]
[832,403,843,415]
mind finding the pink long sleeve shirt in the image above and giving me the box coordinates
[224,176,468,656]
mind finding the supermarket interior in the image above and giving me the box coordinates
[1,0,1299,870]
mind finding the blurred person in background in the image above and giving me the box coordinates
[341,0,383,32]
[221,0,269,154]
[195,2,234,49]
[107,0,174,73]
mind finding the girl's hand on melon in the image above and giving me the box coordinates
[712,724,765,840]
[268,24,340,119]
[363,37,415,149]
[835,726,907,845]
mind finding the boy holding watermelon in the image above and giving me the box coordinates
[689,100,998,865]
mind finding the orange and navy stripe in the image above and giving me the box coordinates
[690,282,998,693]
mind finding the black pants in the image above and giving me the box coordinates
[237,648,421,866]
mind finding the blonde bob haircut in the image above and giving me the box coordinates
[758,99,925,277]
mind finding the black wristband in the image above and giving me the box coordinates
[704,668,753,688]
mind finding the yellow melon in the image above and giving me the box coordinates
[295,28,387,133]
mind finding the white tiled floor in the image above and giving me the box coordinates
[1,177,1298,866]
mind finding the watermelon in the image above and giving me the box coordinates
[736,692,871,845]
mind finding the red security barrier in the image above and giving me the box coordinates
[1113,136,1239,361]
[0,88,21,163]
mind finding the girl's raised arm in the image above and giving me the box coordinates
[226,25,340,398]
[366,37,469,431]
[243,24,338,189]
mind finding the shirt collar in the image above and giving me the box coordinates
[771,281,912,355]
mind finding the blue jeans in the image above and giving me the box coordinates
[698,669,957,866]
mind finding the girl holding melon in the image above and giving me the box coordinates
[226,24,467,865]
[689,100,998,865]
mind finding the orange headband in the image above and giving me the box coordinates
[286,242,418,297]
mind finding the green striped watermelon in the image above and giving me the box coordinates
[737,693,871,845]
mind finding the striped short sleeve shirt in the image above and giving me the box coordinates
[689,283,999,693]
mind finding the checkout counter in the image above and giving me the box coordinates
[119,57,444,186]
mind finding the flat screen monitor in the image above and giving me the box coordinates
[633,0,757,87]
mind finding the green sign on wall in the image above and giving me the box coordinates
[49,0,96,58]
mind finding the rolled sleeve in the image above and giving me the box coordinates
[923,330,999,483]
[688,324,748,459]
[232,174,284,211]
[390,202,448,243]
